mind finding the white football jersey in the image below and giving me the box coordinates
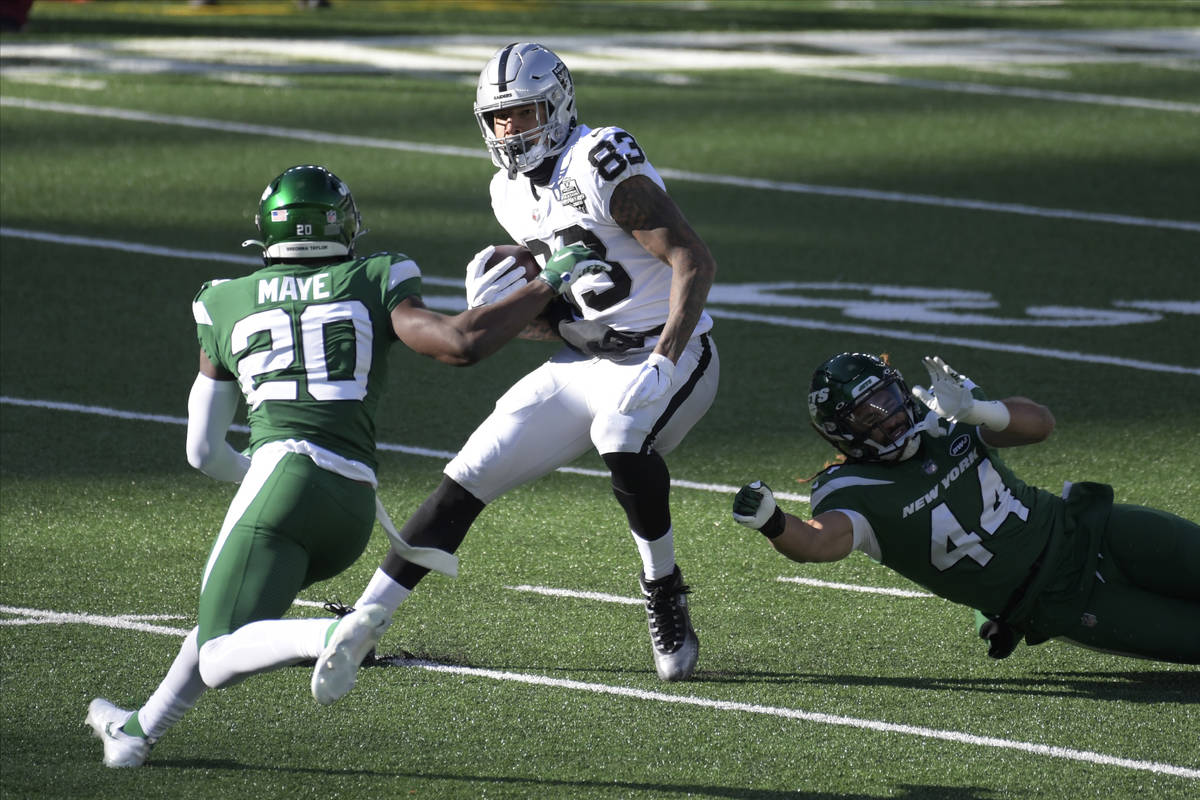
[490,123,713,336]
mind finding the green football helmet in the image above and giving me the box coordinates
[245,165,362,263]
[808,352,922,462]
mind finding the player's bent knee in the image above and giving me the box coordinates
[197,635,246,690]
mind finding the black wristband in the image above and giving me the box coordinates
[759,506,786,539]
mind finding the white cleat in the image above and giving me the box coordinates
[85,698,151,768]
[311,603,391,705]
[640,567,699,682]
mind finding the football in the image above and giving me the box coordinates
[481,243,572,337]
[486,244,541,283]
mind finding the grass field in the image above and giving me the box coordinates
[2,2,1198,798]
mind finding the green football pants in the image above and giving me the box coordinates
[197,451,375,646]
[1034,504,1200,664]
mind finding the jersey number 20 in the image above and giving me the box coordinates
[230,301,371,408]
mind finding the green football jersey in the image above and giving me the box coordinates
[192,252,421,470]
[810,422,1065,616]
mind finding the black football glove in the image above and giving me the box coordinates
[979,618,1020,659]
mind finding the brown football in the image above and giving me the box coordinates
[484,244,573,336]
[486,244,541,283]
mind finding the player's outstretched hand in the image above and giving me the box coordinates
[617,353,674,414]
[538,243,610,294]
[911,356,977,422]
[732,481,777,529]
[465,245,525,308]
[912,355,1010,430]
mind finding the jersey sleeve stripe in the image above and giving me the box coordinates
[810,476,894,511]
[388,259,420,290]
[192,300,213,326]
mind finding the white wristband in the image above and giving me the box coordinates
[970,400,1011,431]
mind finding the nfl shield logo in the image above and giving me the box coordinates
[326,210,337,223]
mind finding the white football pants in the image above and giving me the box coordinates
[446,334,718,503]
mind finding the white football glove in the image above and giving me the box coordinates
[911,356,1010,431]
[732,481,777,530]
[617,353,675,414]
[465,245,527,309]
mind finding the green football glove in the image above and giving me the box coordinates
[538,243,611,294]
[732,481,786,538]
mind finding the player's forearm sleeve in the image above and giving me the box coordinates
[186,373,250,483]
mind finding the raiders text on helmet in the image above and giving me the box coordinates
[474,43,577,178]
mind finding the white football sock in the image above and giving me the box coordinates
[355,567,412,614]
[135,626,207,741]
[632,527,676,581]
[197,618,333,690]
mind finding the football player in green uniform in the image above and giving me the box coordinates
[85,164,602,768]
[732,352,1200,664]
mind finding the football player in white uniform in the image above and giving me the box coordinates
[350,42,719,681]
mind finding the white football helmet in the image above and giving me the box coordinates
[474,42,576,178]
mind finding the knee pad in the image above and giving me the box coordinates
[603,451,671,539]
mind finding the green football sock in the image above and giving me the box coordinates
[120,711,148,739]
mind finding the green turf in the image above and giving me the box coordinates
[2,3,1198,798]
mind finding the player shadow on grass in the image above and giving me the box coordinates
[143,760,997,799]
[696,669,1200,705]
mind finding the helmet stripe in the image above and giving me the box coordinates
[496,43,517,92]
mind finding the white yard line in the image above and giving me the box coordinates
[776,575,935,598]
[3,226,1197,377]
[3,28,1198,113]
[506,585,644,605]
[505,580,934,604]
[3,97,1198,233]
[400,659,1200,781]
[2,600,1195,779]
[798,67,1200,113]
[0,392,812,503]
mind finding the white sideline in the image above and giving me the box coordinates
[1,601,1195,780]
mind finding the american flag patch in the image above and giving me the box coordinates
[271,209,288,221]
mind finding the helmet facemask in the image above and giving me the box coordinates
[838,382,921,462]
[809,353,923,463]
[476,99,561,179]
